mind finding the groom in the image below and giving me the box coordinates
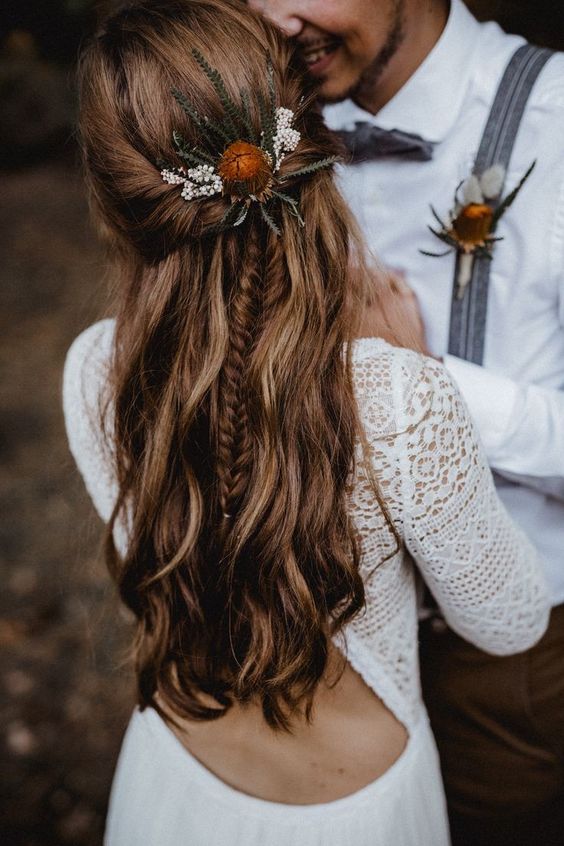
[250,1,564,844]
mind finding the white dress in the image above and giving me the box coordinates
[63,320,549,846]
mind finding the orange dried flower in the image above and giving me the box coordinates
[451,203,494,252]
[218,141,273,199]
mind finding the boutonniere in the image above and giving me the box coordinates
[421,161,536,299]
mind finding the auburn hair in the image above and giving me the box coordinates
[78,0,378,730]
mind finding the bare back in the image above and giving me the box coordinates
[169,648,408,805]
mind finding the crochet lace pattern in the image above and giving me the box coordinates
[63,320,549,731]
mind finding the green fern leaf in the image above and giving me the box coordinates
[191,49,245,138]
[219,203,239,225]
[172,131,214,167]
[233,206,249,226]
[172,129,185,148]
[202,116,233,147]
[176,149,211,168]
[283,156,339,180]
[191,145,216,165]
[260,204,281,236]
[240,90,257,145]
[271,190,304,225]
[171,88,203,129]
[205,202,242,235]
[257,92,275,156]
[419,248,453,258]
[271,189,298,207]
[266,55,277,117]
[430,205,448,230]
[491,160,536,230]
[427,225,458,248]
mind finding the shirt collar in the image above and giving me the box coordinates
[324,0,482,143]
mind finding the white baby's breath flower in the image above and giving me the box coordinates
[180,164,223,200]
[462,175,484,205]
[479,164,506,200]
[272,107,301,170]
[161,167,187,186]
[162,164,223,201]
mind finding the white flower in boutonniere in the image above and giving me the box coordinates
[421,161,536,299]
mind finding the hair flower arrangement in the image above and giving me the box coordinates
[421,161,536,299]
[159,49,338,235]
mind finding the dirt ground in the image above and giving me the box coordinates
[0,153,134,846]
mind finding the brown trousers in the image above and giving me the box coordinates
[420,604,564,846]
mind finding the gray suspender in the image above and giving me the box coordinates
[448,44,553,365]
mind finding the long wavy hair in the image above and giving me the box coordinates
[78,0,380,730]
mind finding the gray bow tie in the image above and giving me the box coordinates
[336,122,435,163]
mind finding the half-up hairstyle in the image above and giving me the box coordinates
[78,0,375,730]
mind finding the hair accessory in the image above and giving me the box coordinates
[159,50,338,235]
[161,164,223,200]
[272,108,301,169]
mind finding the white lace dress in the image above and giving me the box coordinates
[63,320,549,846]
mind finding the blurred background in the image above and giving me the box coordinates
[1,1,563,844]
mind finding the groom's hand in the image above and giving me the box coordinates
[359,270,430,356]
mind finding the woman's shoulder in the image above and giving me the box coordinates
[64,318,116,379]
[62,319,118,524]
[64,317,115,401]
[352,338,454,437]
[63,318,116,449]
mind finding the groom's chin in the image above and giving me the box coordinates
[318,83,360,106]
[318,89,350,105]
[315,75,359,106]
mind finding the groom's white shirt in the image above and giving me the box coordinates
[325,0,564,604]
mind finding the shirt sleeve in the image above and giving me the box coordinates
[401,357,549,655]
[444,354,564,501]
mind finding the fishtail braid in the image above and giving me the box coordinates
[217,225,263,524]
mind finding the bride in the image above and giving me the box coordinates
[64,1,549,843]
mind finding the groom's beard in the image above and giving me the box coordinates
[322,0,407,106]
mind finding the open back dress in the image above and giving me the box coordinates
[63,319,549,846]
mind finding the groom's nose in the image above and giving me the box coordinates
[248,0,304,37]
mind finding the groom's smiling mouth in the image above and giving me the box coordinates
[298,37,341,76]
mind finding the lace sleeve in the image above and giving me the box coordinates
[62,319,122,541]
[400,356,549,656]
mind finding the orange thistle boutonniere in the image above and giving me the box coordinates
[421,161,536,299]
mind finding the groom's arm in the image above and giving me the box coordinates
[443,355,564,501]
